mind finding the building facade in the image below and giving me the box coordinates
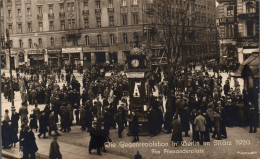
[1,0,217,69]
[1,0,146,69]
[217,0,259,64]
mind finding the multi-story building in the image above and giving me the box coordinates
[1,0,217,69]
[217,0,259,64]
[1,0,146,69]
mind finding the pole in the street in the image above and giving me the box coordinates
[6,29,15,110]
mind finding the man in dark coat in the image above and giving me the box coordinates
[49,136,62,159]
[49,112,60,136]
[147,108,158,136]
[38,112,48,138]
[131,112,139,142]
[11,109,20,134]
[171,115,182,147]
[180,105,190,137]
[164,109,173,134]
[115,107,125,138]
[249,103,257,133]
[80,106,87,131]
[21,126,38,159]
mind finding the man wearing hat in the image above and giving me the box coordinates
[194,110,206,145]
[19,103,29,124]
[49,135,62,159]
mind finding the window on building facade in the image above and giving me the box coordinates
[132,0,138,5]
[39,38,42,48]
[61,37,66,47]
[84,18,89,28]
[60,3,64,12]
[61,20,65,30]
[73,38,78,46]
[67,3,71,11]
[96,1,101,9]
[85,35,90,46]
[226,24,234,38]
[17,9,21,16]
[109,16,114,26]
[110,34,115,45]
[18,23,22,33]
[84,2,88,10]
[50,37,54,47]
[8,10,11,18]
[109,0,113,8]
[122,14,127,25]
[27,23,32,32]
[8,24,12,34]
[27,8,31,15]
[122,0,127,6]
[39,22,43,32]
[226,6,234,16]
[246,21,254,36]
[49,5,53,13]
[72,19,76,29]
[132,13,138,24]
[97,17,101,28]
[246,2,255,13]
[28,39,32,48]
[68,19,72,29]
[49,21,54,31]
[123,33,128,44]
[97,34,102,46]
[38,6,42,14]
[71,3,75,11]
[19,39,23,48]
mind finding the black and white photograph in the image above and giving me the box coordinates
[0,0,259,158]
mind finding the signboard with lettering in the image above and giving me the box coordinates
[62,47,82,53]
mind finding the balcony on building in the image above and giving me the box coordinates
[37,14,43,20]
[107,8,114,12]
[82,10,89,15]
[48,13,54,19]
[95,8,101,14]
[66,30,81,39]
[59,12,65,18]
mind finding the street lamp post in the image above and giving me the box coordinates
[210,24,220,78]
[6,29,15,110]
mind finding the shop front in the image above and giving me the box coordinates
[48,48,62,67]
[62,47,83,69]
[25,49,46,67]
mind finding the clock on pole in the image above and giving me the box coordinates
[126,47,151,135]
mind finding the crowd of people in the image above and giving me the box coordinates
[1,63,258,158]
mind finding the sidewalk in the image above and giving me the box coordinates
[2,135,128,159]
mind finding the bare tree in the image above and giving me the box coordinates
[143,0,197,113]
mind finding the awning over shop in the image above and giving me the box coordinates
[233,53,259,77]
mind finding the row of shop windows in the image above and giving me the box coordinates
[17,32,139,49]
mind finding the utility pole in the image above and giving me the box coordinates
[6,29,15,110]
